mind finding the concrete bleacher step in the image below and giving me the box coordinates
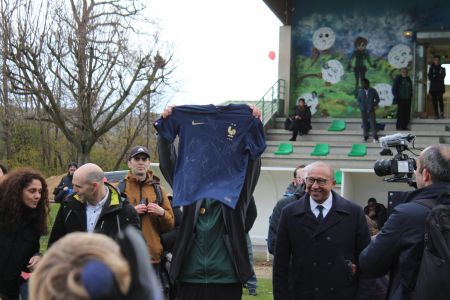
[266,140,383,156]
[262,152,379,169]
[262,116,450,172]
[265,128,444,146]
[274,117,450,132]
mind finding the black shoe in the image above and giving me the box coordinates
[289,137,296,141]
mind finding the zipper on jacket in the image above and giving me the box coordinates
[64,209,73,224]
[116,215,121,234]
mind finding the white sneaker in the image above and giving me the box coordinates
[372,139,378,143]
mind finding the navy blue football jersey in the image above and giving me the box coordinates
[154,104,266,208]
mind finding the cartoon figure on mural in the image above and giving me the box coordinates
[322,60,345,84]
[388,44,412,69]
[299,91,319,115]
[311,27,336,66]
[374,83,394,107]
[313,27,336,51]
[348,36,376,94]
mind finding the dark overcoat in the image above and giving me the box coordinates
[273,191,370,300]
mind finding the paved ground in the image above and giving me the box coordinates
[254,260,272,279]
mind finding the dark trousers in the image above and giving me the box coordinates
[430,92,444,117]
[396,98,411,129]
[360,109,377,139]
[291,119,309,140]
[178,282,242,300]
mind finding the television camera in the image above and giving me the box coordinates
[373,133,417,185]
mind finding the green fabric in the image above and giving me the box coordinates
[310,143,329,156]
[327,119,346,131]
[274,143,293,155]
[399,77,412,99]
[178,199,238,284]
[348,144,367,157]
[335,170,342,184]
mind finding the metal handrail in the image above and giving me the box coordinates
[255,79,285,126]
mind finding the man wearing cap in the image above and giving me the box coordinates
[119,146,175,272]
[53,162,78,203]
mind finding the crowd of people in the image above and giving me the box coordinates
[1,103,450,300]
[268,144,450,300]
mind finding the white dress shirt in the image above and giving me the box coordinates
[310,193,333,219]
[86,187,109,233]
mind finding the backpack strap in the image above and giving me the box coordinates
[118,178,163,206]
[151,182,163,206]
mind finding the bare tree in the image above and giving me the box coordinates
[0,0,20,160]
[7,0,173,164]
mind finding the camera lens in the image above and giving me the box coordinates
[374,159,393,177]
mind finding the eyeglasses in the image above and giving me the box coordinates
[133,156,149,162]
[305,177,329,186]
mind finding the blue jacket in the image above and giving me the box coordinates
[359,182,450,300]
[357,87,380,113]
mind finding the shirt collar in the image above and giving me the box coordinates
[310,192,333,211]
[87,187,109,209]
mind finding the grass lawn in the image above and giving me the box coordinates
[242,278,273,300]
[39,203,60,253]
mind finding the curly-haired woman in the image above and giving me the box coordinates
[0,168,49,300]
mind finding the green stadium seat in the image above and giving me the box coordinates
[274,143,293,155]
[327,119,346,131]
[335,170,342,184]
[310,143,329,156]
[348,144,367,157]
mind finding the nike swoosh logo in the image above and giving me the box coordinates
[192,121,205,125]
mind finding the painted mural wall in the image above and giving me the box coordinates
[290,0,450,118]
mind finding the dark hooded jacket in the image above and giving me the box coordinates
[360,182,450,300]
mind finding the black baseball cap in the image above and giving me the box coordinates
[128,146,150,161]
[68,162,78,169]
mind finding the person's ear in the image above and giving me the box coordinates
[422,168,432,184]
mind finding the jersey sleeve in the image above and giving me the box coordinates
[245,118,267,159]
[153,113,179,143]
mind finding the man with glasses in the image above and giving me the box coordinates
[273,161,370,300]
[120,146,174,274]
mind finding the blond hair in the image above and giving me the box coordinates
[30,232,131,300]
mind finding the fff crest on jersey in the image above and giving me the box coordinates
[227,123,237,140]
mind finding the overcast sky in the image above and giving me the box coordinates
[146,0,282,107]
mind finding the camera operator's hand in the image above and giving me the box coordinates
[147,203,165,216]
[134,204,148,215]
